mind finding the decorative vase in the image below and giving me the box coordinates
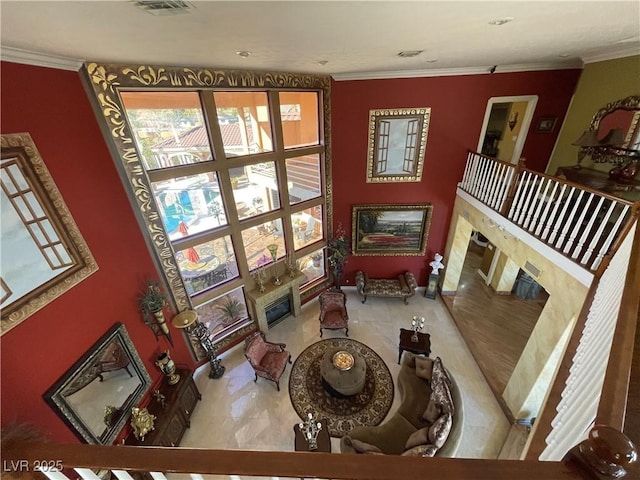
[620,162,639,181]
[609,165,623,180]
[156,351,180,385]
[266,244,281,286]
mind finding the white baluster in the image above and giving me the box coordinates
[563,192,595,254]
[590,206,631,270]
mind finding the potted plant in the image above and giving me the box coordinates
[215,297,244,325]
[139,281,170,337]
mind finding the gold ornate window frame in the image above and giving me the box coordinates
[81,63,333,353]
[1,133,98,335]
[366,108,430,183]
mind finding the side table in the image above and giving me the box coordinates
[294,419,331,453]
[398,328,431,364]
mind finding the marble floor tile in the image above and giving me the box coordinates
[180,288,510,460]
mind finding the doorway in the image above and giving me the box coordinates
[477,95,538,164]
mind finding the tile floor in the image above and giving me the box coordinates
[180,288,511,460]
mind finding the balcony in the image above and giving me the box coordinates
[459,151,639,273]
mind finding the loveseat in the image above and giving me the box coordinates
[340,353,462,457]
[355,270,417,305]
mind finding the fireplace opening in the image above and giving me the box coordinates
[265,295,292,328]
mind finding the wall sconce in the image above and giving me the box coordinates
[508,111,519,131]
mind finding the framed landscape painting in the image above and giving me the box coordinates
[352,204,432,256]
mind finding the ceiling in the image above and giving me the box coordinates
[1,1,639,79]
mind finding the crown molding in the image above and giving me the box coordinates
[581,44,640,64]
[331,61,583,81]
[0,46,83,71]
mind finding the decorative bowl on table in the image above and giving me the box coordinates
[332,351,354,371]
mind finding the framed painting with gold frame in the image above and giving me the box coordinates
[366,108,431,183]
[352,203,432,256]
[0,133,98,335]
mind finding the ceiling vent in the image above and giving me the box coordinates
[133,1,194,16]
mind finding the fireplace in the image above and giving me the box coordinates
[246,271,305,332]
[265,295,292,328]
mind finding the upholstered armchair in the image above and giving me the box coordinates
[244,331,291,391]
[318,289,349,337]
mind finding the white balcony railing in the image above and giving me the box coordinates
[459,152,639,273]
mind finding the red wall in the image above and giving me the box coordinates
[0,62,194,443]
[331,70,581,285]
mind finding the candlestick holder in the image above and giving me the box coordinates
[253,265,266,292]
[286,254,297,278]
[267,244,281,286]
[411,315,425,342]
[298,412,322,451]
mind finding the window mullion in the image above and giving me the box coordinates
[200,91,251,287]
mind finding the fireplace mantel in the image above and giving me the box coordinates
[246,271,306,331]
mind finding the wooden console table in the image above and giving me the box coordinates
[126,368,201,447]
[556,166,640,202]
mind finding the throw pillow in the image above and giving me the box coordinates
[428,413,452,448]
[414,356,434,381]
[401,445,439,457]
[405,427,430,449]
[422,397,442,423]
[432,357,452,389]
[346,437,383,454]
[432,378,454,416]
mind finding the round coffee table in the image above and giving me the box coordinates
[320,348,366,396]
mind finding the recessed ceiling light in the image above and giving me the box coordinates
[398,50,424,58]
[236,51,251,58]
[317,60,328,66]
[425,58,438,63]
[558,53,570,58]
[488,17,514,26]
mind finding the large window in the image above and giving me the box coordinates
[87,66,330,348]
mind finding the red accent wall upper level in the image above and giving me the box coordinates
[0,62,194,443]
[331,70,581,285]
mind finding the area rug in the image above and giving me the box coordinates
[288,338,394,438]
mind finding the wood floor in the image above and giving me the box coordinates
[442,242,548,419]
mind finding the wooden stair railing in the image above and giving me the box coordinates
[1,442,592,480]
[527,220,640,460]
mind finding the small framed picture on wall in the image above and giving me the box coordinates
[536,117,558,133]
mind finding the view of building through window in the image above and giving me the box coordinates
[121,89,326,341]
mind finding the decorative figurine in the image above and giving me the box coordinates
[429,253,445,275]
[153,389,167,409]
[426,253,444,300]
[171,310,225,380]
[130,407,156,442]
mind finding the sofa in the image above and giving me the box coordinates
[355,270,417,305]
[340,353,462,457]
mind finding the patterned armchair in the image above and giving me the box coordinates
[244,331,291,391]
[318,289,349,337]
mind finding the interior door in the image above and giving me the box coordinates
[477,95,539,164]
